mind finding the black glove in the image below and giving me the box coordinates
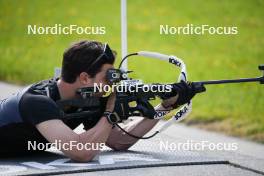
[161,81,206,109]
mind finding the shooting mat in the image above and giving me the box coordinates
[0,133,228,176]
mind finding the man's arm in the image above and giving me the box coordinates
[36,117,112,162]
[106,104,167,150]
[106,81,205,150]
[36,92,116,162]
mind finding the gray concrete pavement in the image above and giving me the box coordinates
[60,165,262,176]
[1,81,264,176]
[0,82,24,99]
[161,122,264,174]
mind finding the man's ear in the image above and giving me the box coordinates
[79,72,92,85]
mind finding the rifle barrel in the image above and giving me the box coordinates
[194,76,263,85]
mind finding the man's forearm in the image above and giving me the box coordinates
[73,116,112,160]
[117,104,168,140]
[106,104,170,150]
[79,116,112,144]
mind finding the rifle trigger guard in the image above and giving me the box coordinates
[130,98,156,119]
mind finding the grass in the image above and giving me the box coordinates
[0,0,263,142]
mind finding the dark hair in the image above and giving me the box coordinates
[61,40,116,83]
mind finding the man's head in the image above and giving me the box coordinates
[61,40,116,88]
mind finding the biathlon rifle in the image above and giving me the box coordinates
[56,51,263,139]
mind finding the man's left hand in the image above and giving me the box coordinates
[161,81,206,109]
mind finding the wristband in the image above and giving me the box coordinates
[103,111,120,125]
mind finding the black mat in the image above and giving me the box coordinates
[0,134,228,176]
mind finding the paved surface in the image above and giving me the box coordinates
[1,82,264,176]
[161,123,264,175]
[61,165,261,176]
[0,82,23,99]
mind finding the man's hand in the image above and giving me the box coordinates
[105,93,116,112]
[161,81,206,109]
